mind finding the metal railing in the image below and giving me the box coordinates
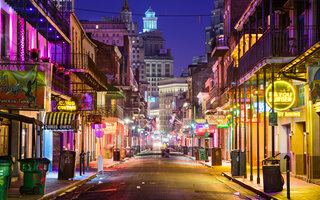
[32,0,69,36]
[238,26,320,79]
[52,73,71,96]
[3,0,69,37]
[51,53,108,88]
[90,105,124,119]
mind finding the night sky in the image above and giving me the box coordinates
[75,0,213,77]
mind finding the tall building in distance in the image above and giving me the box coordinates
[140,7,174,97]
[53,0,74,14]
[205,0,224,55]
[120,1,146,82]
[159,78,188,133]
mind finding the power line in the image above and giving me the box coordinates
[75,8,211,17]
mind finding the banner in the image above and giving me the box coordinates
[0,67,45,110]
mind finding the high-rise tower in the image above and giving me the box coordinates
[143,7,158,32]
[140,7,174,98]
[119,1,146,83]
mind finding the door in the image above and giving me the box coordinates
[0,125,9,156]
[52,132,63,170]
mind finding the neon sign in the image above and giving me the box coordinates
[266,81,296,111]
[57,101,77,111]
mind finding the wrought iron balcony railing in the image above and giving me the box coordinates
[51,53,109,90]
[238,26,320,79]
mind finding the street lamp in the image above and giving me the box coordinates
[204,120,209,162]
[191,120,196,156]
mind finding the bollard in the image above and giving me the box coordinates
[284,155,290,199]
[82,152,86,175]
[87,151,90,172]
[79,152,85,176]
[79,153,82,176]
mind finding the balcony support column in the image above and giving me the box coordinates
[264,68,267,159]
[250,79,253,181]
[244,82,247,178]
[235,88,238,149]
[239,85,242,152]
[271,64,275,157]
[256,73,260,184]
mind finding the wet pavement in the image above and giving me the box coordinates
[56,155,263,200]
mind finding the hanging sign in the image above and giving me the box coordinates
[266,81,296,111]
[57,100,77,111]
[269,112,278,126]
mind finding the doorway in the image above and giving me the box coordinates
[52,132,63,171]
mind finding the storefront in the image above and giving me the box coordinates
[93,118,126,160]
[43,111,80,171]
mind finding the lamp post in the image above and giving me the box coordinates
[204,120,209,162]
[191,119,196,156]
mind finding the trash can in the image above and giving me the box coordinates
[199,149,206,161]
[262,158,284,192]
[212,147,222,166]
[113,149,121,161]
[0,157,14,200]
[231,150,246,176]
[194,148,199,160]
[125,147,133,158]
[19,158,50,195]
[165,149,170,158]
[183,146,188,155]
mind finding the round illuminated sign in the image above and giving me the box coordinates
[266,81,296,111]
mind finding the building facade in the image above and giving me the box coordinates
[159,78,188,133]
[120,1,146,82]
[140,7,174,98]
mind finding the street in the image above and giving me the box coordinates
[56,155,263,200]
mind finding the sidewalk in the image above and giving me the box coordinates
[188,155,320,200]
[7,159,121,200]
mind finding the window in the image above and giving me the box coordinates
[299,85,305,106]
[113,34,115,37]
[96,33,99,37]
[117,34,119,36]
[117,40,119,43]
[137,55,140,58]
[102,34,105,37]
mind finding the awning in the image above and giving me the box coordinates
[106,84,126,100]
[0,111,43,127]
[43,112,79,130]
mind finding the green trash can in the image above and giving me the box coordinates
[19,158,50,195]
[199,149,206,161]
[0,157,14,200]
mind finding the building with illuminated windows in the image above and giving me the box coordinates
[159,78,188,133]
[140,7,174,98]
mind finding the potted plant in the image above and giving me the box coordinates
[65,69,71,78]
[41,57,50,62]
[30,48,40,60]
[57,66,65,74]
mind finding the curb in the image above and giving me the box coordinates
[185,155,277,200]
[222,172,278,200]
[38,161,122,200]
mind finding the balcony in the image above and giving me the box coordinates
[238,27,320,80]
[4,0,69,41]
[91,106,124,119]
[52,73,71,97]
[211,37,229,57]
[51,53,109,91]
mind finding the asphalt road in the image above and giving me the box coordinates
[56,155,264,200]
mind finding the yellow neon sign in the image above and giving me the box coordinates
[57,101,77,111]
[266,81,296,111]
